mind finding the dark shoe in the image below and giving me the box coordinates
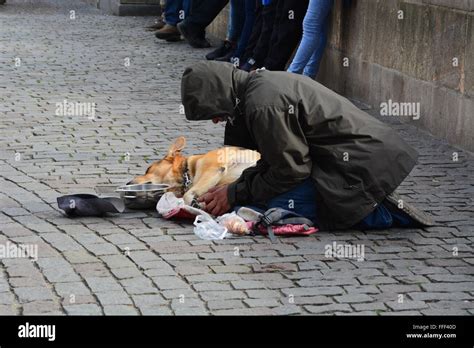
[155,24,181,41]
[214,50,236,62]
[385,191,436,227]
[177,22,211,48]
[205,41,234,60]
[146,19,165,31]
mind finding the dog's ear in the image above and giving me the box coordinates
[167,136,186,157]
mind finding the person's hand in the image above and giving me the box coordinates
[198,185,230,216]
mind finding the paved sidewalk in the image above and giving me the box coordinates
[0,0,473,315]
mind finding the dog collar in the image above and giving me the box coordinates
[182,161,193,192]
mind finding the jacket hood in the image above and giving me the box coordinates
[181,61,250,121]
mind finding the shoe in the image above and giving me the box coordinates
[155,24,181,41]
[177,22,211,48]
[215,50,236,62]
[146,19,165,31]
[385,191,436,227]
[205,41,234,60]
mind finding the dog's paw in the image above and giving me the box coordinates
[183,191,196,206]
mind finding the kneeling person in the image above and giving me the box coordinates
[180,61,433,230]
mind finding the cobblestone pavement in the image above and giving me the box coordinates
[0,0,473,316]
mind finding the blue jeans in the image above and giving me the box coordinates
[227,0,256,59]
[287,0,333,78]
[237,179,415,230]
[165,0,192,26]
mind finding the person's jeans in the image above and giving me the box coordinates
[227,0,245,42]
[165,0,192,26]
[236,179,318,222]
[287,0,333,78]
[237,178,415,230]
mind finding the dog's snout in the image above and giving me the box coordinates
[126,180,134,185]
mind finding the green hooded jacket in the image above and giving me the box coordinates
[181,61,418,230]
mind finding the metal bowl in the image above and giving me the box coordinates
[115,184,170,210]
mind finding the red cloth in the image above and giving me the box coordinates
[247,222,318,236]
[162,207,197,220]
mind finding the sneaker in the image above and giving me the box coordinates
[205,41,234,60]
[155,24,181,41]
[146,19,165,31]
[177,22,211,48]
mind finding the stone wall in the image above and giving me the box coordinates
[207,0,474,151]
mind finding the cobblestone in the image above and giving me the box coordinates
[0,0,472,316]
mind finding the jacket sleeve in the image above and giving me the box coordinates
[227,106,312,207]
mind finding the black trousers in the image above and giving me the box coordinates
[242,0,308,70]
[183,0,229,37]
[264,0,309,70]
[241,1,277,67]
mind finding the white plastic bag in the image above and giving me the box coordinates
[217,212,249,235]
[193,214,228,240]
[156,192,184,215]
[157,192,207,218]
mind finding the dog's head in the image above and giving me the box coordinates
[127,137,187,195]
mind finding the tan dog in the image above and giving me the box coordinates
[129,137,260,205]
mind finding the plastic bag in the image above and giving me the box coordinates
[157,192,208,219]
[156,192,184,216]
[217,212,249,235]
[193,214,228,240]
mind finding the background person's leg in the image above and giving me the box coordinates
[163,0,182,26]
[206,0,243,60]
[240,1,263,66]
[232,0,257,62]
[182,0,191,19]
[263,0,309,71]
[182,0,229,33]
[178,0,229,47]
[242,0,277,70]
[215,0,247,61]
[262,0,284,66]
[228,0,245,43]
[156,0,183,41]
[302,5,331,77]
[287,0,333,76]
